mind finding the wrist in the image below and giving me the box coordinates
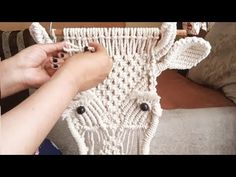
[55,57,86,91]
[9,56,28,88]
[51,63,82,93]
[1,57,28,98]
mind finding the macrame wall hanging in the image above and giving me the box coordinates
[29,22,211,154]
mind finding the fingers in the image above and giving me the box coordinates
[57,52,69,58]
[44,63,57,76]
[44,53,67,76]
[44,42,107,76]
[44,61,62,76]
[38,41,67,54]
[50,58,64,66]
[50,50,69,59]
[48,57,63,69]
[84,46,95,53]
[88,42,107,53]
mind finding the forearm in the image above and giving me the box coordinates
[0,58,27,98]
[1,68,79,154]
[0,42,112,154]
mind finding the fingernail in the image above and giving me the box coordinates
[52,58,58,63]
[58,52,64,58]
[53,64,58,69]
[84,46,89,52]
[60,53,64,58]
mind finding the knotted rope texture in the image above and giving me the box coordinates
[30,22,211,154]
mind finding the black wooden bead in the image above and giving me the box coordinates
[140,103,149,111]
[76,106,86,114]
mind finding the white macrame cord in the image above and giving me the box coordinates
[29,22,211,154]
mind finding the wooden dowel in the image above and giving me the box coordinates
[176,29,187,36]
[52,29,187,37]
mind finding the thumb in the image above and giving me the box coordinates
[39,41,66,54]
[88,42,107,54]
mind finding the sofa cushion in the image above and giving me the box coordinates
[187,22,236,104]
[157,70,235,109]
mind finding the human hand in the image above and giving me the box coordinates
[56,42,113,91]
[13,42,67,88]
